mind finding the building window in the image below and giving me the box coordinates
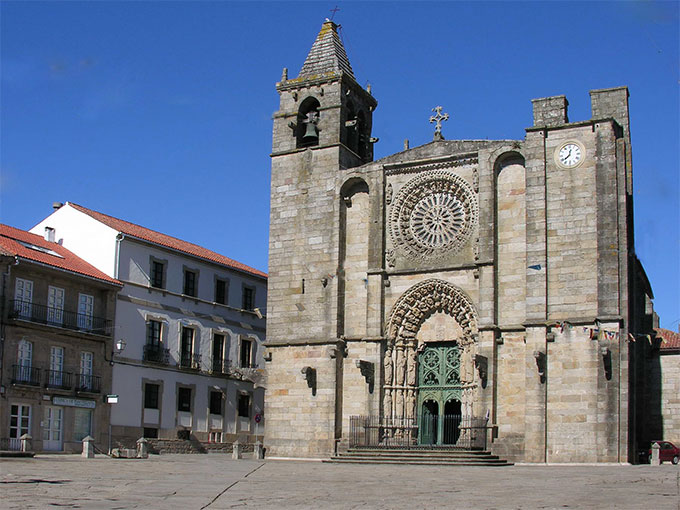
[14,278,33,318]
[240,338,253,368]
[145,383,160,409]
[237,394,250,418]
[77,293,94,330]
[47,286,65,325]
[16,339,32,382]
[147,320,162,347]
[215,278,228,305]
[212,333,226,373]
[143,427,158,439]
[150,260,166,289]
[48,346,65,387]
[180,326,195,368]
[79,351,94,390]
[183,269,197,297]
[209,390,223,415]
[178,387,192,412]
[242,286,255,310]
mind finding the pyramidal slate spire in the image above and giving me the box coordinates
[298,19,355,80]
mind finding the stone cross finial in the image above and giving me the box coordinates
[429,106,449,141]
[330,6,340,20]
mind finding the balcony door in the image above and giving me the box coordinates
[47,286,65,325]
[49,346,65,387]
[79,352,93,390]
[14,278,33,318]
[43,406,63,451]
[17,340,32,383]
[77,293,94,330]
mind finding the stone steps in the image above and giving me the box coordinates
[327,448,512,466]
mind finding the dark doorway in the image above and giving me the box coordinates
[443,400,462,445]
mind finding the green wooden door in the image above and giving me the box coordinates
[417,343,462,445]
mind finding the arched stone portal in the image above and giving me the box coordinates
[383,279,478,439]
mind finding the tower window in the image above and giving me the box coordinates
[296,97,321,148]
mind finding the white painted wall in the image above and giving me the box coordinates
[30,204,120,278]
[31,204,267,440]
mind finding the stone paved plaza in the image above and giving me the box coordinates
[1,454,679,509]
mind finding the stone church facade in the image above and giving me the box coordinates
[264,20,652,463]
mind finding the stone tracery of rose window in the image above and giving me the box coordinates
[388,171,478,261]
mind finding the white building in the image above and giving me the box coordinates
[32,202,267,447]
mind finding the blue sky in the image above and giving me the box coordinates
[1,1,678,329]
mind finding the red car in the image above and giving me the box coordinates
[648,441,680,464]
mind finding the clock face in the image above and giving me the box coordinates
[558,142,583,167]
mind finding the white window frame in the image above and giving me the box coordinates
[49,346,65,387]
[9,404,31,450]
[14,278,33,318]
[47,286,65,325]
[17,339,32,382]
[77,293,94,330]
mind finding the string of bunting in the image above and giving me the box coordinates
[551,321,661,344]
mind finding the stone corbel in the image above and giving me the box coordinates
[301,366,317,396]
[327,344,347,359]
[263,350,272,362]
[355,360,375,393]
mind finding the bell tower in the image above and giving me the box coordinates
[265,20,377,457]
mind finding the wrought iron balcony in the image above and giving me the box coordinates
[11,365,41,386]
[76,373,101,393]
[45,370,73,390]
[211,359,231,374]
[143,344,171,365]
[9,300,113,336]
[179,353,202,370]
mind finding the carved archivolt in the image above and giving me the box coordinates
[383,279,479,422]
[388,171,478,261]
[386,279,478,345]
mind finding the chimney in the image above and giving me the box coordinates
[44,227,55,243]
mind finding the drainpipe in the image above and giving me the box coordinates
[113,233,125,280]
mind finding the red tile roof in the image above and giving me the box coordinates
[655,328,680,351]
[67,202,267,279]
[0,224,121,286]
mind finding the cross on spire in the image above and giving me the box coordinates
[429,106,450,141]
[330,6,340,20]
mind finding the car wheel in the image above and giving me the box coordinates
[673,456,679,465]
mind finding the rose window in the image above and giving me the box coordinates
[388,171,478,260]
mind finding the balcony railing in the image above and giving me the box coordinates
[179,353,202,370]
[76,373,101,393]
[211,359,231,374]
[9,300,113,336]
[45,369,73,390]
[11,365,41,386]
[143,344,171,365]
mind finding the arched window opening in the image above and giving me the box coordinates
[296,97,321,148]
[356,110,367,160]
[344,101,359,155]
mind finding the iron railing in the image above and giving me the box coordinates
[9,300,113,336]
[11,365,41,386]
[349,415,489,450]
[211,359,231,374]
[45,370,73,390]
[76,373,101,393]
[179,353,202,370]
[143,344,170,365]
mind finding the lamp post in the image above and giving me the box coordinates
[108,339,126,454]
